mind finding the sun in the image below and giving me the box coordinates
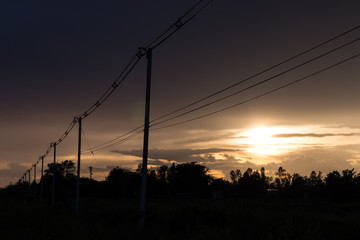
[238,126,292,155]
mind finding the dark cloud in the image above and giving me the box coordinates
[107,144,360,180]
[272,133,360,138]
[172,133,234,145]
[322,125,360,129]
[0,162,28,178]
[112,148,237,163]
[278,145,360,175]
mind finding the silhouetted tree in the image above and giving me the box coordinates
[167,162,212,196]
[106,167,140,197]
[325,170,341,196]
[230,169,242,184]
[290,173,307,195]
[275,167,290,189]
[44,160,75,179]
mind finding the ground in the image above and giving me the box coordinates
[0,196,359,240]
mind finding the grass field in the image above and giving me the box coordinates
[1,196,360,240]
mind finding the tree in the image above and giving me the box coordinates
[341,168,356,185]
[230,169,242,184]
[44,160,75,179]
[106,167,140,197]
[290,173,306,195]
[307,171,323,187]
[275,167,290,188]
[325,171,341,196]
[259,167,271,188]
[167,162,212,196]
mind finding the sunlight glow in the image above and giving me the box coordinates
[238,126,294,155]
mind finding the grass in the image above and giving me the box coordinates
[1,196,360,240]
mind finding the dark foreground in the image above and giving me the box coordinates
[1,196,360,240]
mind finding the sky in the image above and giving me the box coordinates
[1,0,360,187]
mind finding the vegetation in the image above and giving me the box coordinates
[3,160,360,200]
[1,161,360,239]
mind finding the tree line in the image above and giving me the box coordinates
[2,160,360,199]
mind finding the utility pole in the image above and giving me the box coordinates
[139,47,152,227]
[75,117,82,215]
[33,164,36,198]
[40,156,44,203]
[28,169,31,195]
[52,143,56,207]
[89,166,93,180]
[33,164,36,183]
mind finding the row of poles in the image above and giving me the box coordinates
[18,48,153,226]
[16,0,216,227]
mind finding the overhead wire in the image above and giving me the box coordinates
[76,0,216,154]
[151,52,360,130]
[84,130,143,154]
[78,25,360,155]
[151,0,215,50]
[143,0,206,48]
[81,53,144,119]
[150,25,360,124]
[18,0,215,183]
[82,126,144,154]
[150,35,360,128]
[81,129,108,179]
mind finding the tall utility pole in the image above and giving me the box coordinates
[139,47,152,227]
[52,143,56,207]
[33,164,36,198]
[40,156,44,204]
[89,166,93,180]
[75,117,82,215]
[28,169,31,195]
[33,164,36,183]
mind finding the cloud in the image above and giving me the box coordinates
[322,124,360,129]
[108,144,360,181]
[278,145,360,175]
[172,133,234,145]
[112,148,237,164]
[0,162,28,178]
[272,133,360,138]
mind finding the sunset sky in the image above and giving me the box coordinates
[1,0,360,187]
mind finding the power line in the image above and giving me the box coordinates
[151,52,360,130]
[81,129,108,179]
[145,0,215,49]
[84,130,143,154]
[82,126,144,154]
[150,35,360,128]
[81,53,144,119]
[79,26,360,155]
[150,25,360,124]
[143,0,206,48]
[35,0,215,164]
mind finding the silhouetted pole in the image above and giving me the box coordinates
[28,169,31,195]
[40,156,44,204]
[33,164,36,197]
[52,143,56,207]
[34,164,36,182]
[139,47,152,227]
[89,166,93,180]
[75,117,82,215]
